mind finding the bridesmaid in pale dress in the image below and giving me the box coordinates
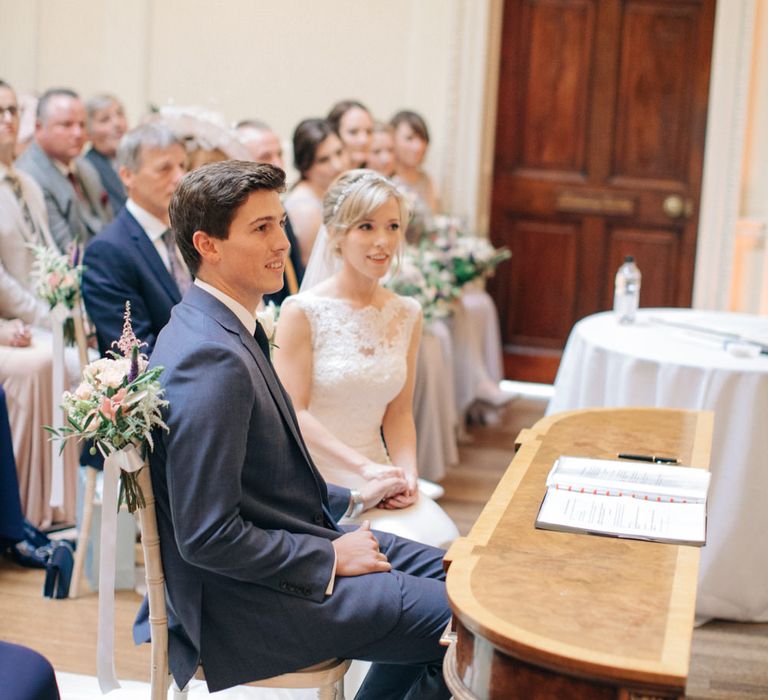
[391,109,515,416]
[367,121,396,177]
[327,100,374,169]
[284,118,346,266]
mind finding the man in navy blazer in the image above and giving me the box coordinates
[135,161,451,698]
[82,123,189,355]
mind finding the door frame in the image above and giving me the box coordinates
[451,0,756,313]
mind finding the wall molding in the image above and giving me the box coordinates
[694,0,757,310]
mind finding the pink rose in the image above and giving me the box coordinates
[99,388,129,422]
[48,271,62,287]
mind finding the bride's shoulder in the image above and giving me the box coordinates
[383,290,421,317]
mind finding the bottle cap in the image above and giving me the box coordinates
[624,255,634,263]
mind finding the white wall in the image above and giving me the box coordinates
[0,0,463,191]
[3,0,767,312]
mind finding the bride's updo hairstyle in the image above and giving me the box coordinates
[323,169,411,253]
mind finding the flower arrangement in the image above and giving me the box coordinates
[30,243,84,345]
[425,216,511,288]
[256,300,280,355]
[46,302,168,511]
[385,246,458,322]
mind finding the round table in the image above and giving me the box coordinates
[547,308,768,622]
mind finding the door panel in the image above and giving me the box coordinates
[613,2,701,181]
[490,0,716,382]
[521,0,595,172]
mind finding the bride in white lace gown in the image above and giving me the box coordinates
[274,170,458,548]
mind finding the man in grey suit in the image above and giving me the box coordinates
[16,88,110,252]
[135,161,451,698]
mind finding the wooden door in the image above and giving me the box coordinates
[489,0,716,383]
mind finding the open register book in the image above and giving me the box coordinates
[535,456,710,545]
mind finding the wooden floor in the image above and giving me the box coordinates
[0,395,766,698]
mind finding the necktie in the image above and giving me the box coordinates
[5,171,42,245]
[67,170,85,202]
[254,322,271,361]
[162,229,192,294]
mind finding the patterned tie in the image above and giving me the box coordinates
[66,170,85,202]
[162,228,192,294]
[5,171,43,245]
[253,321,271,361]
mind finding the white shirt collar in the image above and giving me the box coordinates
[126,199,168,242]
[194,278,257,335]
[51,157,75,178]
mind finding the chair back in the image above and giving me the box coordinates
[135,465,171,700]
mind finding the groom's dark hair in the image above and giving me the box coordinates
[170,160,286,275]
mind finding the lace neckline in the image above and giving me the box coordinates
[305,292,399,314]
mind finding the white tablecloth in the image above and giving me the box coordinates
[548,309,768,621]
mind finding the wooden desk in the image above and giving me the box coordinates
[444,408,712,699]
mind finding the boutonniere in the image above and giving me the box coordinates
[256,301,280,356]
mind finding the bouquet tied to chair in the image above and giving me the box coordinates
[46,301,168,512]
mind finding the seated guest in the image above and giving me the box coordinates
[17,88,111,252]
[392,109,513,413]
[327,100,374,169]
[84,94,128,214]
[0,318,80,528]
[235,119,284,167]
[284,118,345,266]
[367,121,396,177]
[0,385,55,568]
[134,161,450,698]
[82,122,188,356]
[236,118,304,304]
[391,110,439,215]
[0,80,56,328]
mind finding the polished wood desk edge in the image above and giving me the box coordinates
[445,408,713,689]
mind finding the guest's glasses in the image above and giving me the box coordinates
[0,105,19,119]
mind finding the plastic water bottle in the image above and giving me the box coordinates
[613,255,641,324]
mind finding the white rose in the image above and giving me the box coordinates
[74,382,93,400]
[256,310,275,339]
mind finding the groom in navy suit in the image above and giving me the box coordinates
[82,122,189,356]
[135,161,451,698]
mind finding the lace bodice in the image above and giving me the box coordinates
[285,292,421,485]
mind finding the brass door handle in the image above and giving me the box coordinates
[663,195,693,219]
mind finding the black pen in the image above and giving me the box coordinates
[617,453,679,464]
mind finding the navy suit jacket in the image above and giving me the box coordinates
[82,208,181,356]
[84,147,127,216]
[137,286,405,691]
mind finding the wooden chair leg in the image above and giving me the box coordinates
[69,466,98,598]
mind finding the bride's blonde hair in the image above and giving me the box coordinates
[323,169,411,252]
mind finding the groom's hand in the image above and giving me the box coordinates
[333,521,391,576]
